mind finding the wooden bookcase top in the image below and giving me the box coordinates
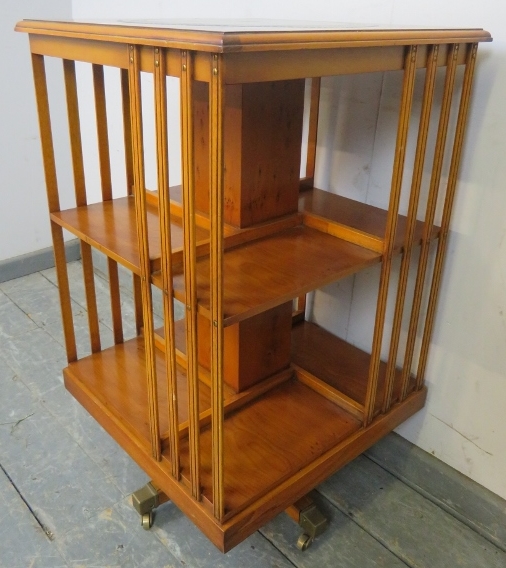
[16,19,491,52]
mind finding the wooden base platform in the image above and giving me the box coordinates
[62,321,426,551]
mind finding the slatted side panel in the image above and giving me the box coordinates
[381,45,439,412]
[415,43,479,389]
[363,42,478,419]
[364,45,418,426]
[399,43,461,397]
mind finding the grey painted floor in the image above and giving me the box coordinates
[1,260,505,568]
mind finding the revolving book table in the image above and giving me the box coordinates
[16,19,491,552]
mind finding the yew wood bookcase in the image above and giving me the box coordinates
[16,19,491,552]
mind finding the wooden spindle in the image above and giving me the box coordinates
[31,53,77,363]
[63,59,101,354]
[180,50,201,499]
[416,43,478,389]
[121,67,143,336]
[128,45,161,460]
[400,43,460,398]
[93,64,124,345]
[306,77,321,181]
[154,47,180,479]
[382,45,439,411]
[209,53,225,520]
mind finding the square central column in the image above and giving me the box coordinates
[192,78,306,392]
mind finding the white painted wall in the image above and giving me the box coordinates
[7,0,505,499]
[0,0,73,263]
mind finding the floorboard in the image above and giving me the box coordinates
[319,454,506,568]
[365,432,506,552]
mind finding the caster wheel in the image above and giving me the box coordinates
[141,511,153,530]
[297,533,313,551]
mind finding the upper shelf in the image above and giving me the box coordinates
[169,225,381,326]
[15,19,491,52]
[51,195,208,274]
[51,186,439,325]
[299,187,440,253]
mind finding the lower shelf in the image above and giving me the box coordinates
[63,328,425,551]
[291,321,416,415]
[63,336,213,444]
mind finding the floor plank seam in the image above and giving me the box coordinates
[0,461,55,542]
[36,395,134,501]
[363,453,506,554]
[257,529,300,567]
[0,290,43,333]
[315,488,414,568]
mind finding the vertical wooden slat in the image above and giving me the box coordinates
[306,77,321,180]
[92,64,113,202]
[416,43,478,389]
[128,44,161,460]
[106,257,123,344]
[121,68,134,197]
[382,45,439,411]
[63,59,101,354]
[364,45,418,425]
[154,47,180,479]
[132,273,143,336]
[209,53,225,520]
[296,78,321,319]
[63,60,87,207]
[400,44,461,398]
[121,67,143,336]
[180,50,201,499]
[92,64,124,344]
[31,53,77,363]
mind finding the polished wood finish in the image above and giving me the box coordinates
[51,197,208,274]
[299,187,440,253]
[383,44,439,412]
[416,43,479,390]
[197,303,293,392]
[20,18,488,553]
[172,226,381,326]
[291,321,416,417]
[364,45,418,426]
[194,80,305,228]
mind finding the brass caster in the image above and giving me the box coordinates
[141,511,153,530]
[297,533,313,551]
